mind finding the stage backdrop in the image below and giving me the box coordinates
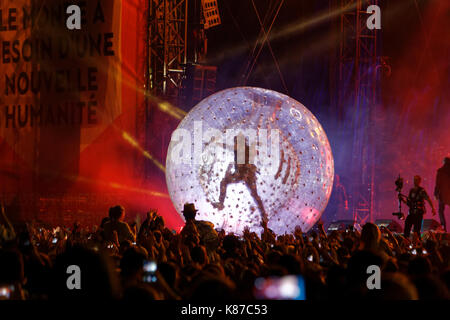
[0,0,182,229]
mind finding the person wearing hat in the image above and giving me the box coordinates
[182,203,198,222]
[181,203,218,253]
[434,157,450,232]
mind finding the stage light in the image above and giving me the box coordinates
[166,87,334,235]
[157,101,186,120]
[121,131,165,172]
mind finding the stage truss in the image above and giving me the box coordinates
[148,0,189,103]
[338,0,380,225]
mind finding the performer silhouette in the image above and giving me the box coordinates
[399,175,437,238]
[212,134,268,226]
[434,157,450,232]
[327,174,349,221]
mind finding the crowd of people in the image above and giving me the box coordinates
[0,201,449,301]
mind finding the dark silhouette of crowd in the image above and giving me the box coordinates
[0,202,449,301]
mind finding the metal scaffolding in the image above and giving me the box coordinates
[135,0,189,179]
[148,0,189,103]
[338,0,379,225]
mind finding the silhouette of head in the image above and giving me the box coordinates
[413,275,450,299]
[158,262,178,289]
[413,175,422,187]
[120,247,146,279]
[366,272,418,300]
[0,249,25,286]
[51,246,120,300]
[190,276,235,301]
[100,217,110,228]
[109,205,125,221]
[361,222,381,249]
[335,174,340,184]
[408,256,432,277]
[347,250,384,287]
[182,203,198,221]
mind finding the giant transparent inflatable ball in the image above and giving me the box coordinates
[166,87,334,235]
